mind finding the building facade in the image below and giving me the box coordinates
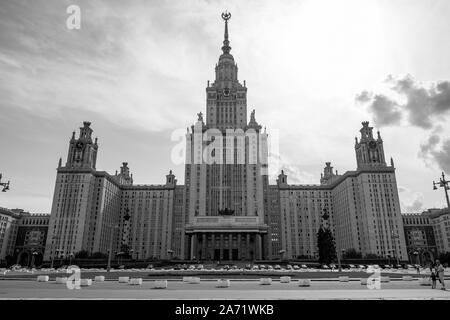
[428,209,450,254]
[402,212,437,264]
[43,13,408,263]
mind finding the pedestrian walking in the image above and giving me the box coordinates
[436,260,446,290]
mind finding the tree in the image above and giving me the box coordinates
[317,226,337,264]
[74,250,89,259]
[91,252,108,259]
[343,248,362,259]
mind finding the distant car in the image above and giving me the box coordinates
[196,264,204,270]
[223,265,230,270]
[245,264,252,270]
[252,265,259,271]
[321,264,330,269]
[231,265,238,270]
[259,265,266,270]
[188,265,196,270]
[329,264,336,269]
[10,264,21,271]
[118,265,125,270]
[173,265,181,270]
[358,265,366,269]
[349,264,356,269]
[301,265,308,269]
[286,264,293,270]
[267,265,274,271]
[274,265,281,270]
[293,265,300,270]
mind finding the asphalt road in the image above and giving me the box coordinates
[0,279,449,299]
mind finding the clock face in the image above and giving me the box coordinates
[223,88,230,96]
[369,141,377,149]
[75,141,84,150]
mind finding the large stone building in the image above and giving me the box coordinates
[0,208,49,266]
[402,212,438,264]
[44,13,408,263]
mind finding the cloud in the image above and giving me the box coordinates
[357,74,450,173]
[398,186,425,213]
[356,74,450,129]
[418,126,450,174]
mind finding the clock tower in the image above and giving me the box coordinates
[355,121,386,169]
[66,121,98,170]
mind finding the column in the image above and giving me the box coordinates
[220,233,224,260]
[246,234,250,260]
[189,234,194,260]
[192,234,198,261]
[228,233,232,260]
[256,234,262,260]
[202,233,207,260]
[237,233,241,260]
[211,234,215,261]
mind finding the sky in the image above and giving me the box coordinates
[1,0,450,213]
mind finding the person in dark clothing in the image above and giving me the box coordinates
[430,262,437,289]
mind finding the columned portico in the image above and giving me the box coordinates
[185,216,268,261]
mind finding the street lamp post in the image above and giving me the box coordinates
[391,232,400,266]
[50,236,59,269]
[0,173,10,192]
[107,225,119,272]
[433,172,450,211]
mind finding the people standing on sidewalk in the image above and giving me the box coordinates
[436,260,446,291]
[430,262,437,289]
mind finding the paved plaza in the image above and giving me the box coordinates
[0,278,449,300]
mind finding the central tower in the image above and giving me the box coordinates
[206,12,248,130]
[183,12,269,261]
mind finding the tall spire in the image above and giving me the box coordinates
[221,11,231,54]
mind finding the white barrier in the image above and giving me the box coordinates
[94,276,105,282]
[259,278,272,285]
[298,279,311,287]
[37,275,49,282]
[153,280,168,289]
[280,276,291,283]
[55,277,68,284]
[217,279,231,288]
[182,276,192,282]
[402,276,413,281]
[360,278,368,285]
[130,278,143,285]
[188,277,201,284]
[419,277,431,286]
[380,276,390,283]
[118,276,130,283]
[339,276,349,282]
[80,279,92,287]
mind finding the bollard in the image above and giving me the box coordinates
[188,277,201,284]
[153,280,168,289]
[94,276,105,282]
[280,276,291,283]
[419,277,431,286]
[217,279,231,288]
[129,278,143,285]
[37,275,49,282]
[118,276,130,283]
[55,277,68,284]
[298,279,311,287]
[259,278,272,285]
[80,279,92,287]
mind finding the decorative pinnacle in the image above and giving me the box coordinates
[221,11,232,54]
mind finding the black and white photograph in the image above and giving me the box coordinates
[0,0,450,316]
